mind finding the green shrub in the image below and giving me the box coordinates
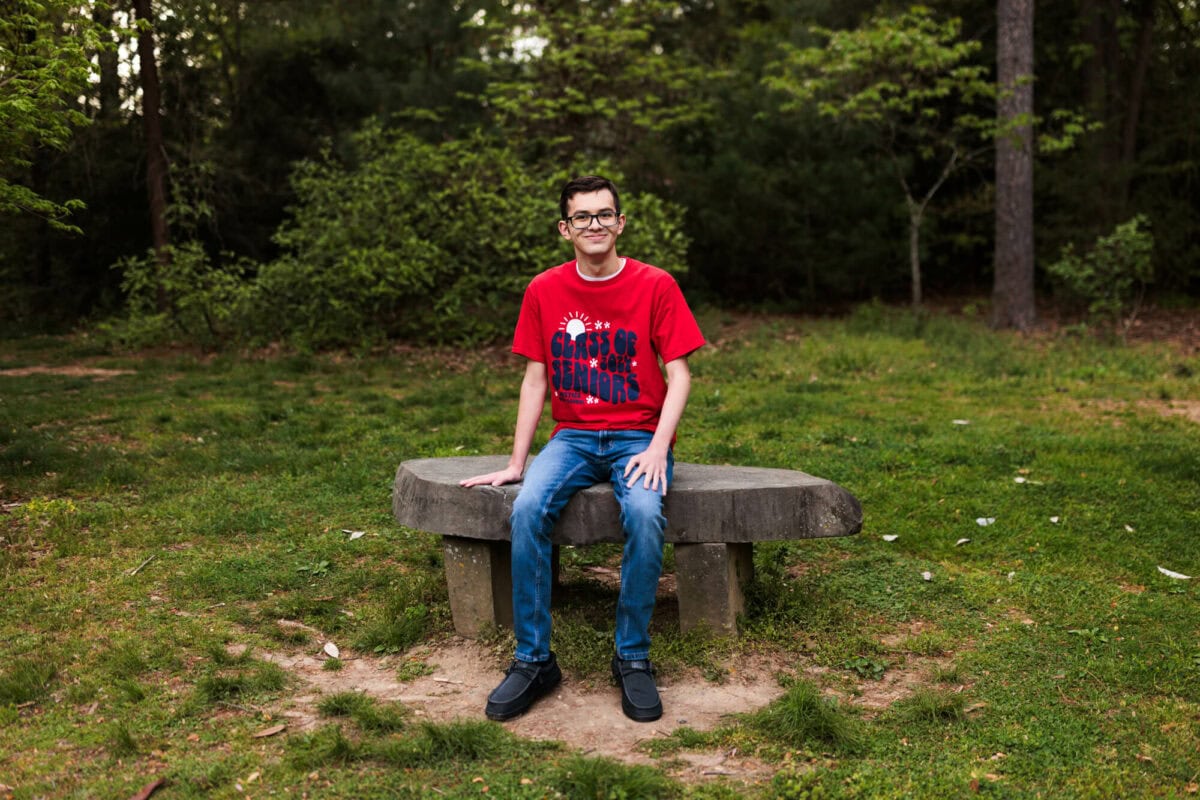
[99,241,253,349]
[250,123,690,347]
[1047,215,1154,333]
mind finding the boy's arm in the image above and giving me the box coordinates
[460,359,547,487]
[622,356,692,495]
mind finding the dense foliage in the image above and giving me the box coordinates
[101,127,689,348]
[1,0,1197,342]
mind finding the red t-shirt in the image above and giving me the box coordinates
[513,258,705,437]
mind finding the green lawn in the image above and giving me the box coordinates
[1,306,1198,798]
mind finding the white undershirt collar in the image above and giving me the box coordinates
[577,257,626,282]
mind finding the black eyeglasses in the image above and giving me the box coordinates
[565,210,620,230]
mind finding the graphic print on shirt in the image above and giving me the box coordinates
[550,311,641,407]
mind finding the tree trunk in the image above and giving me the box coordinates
[94,3,120,119]
[133,0,171,311]
[909,206,922,308]
[1119,0,1155,208]
[992,0,1036,330]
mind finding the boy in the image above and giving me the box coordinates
[460,175,704,722]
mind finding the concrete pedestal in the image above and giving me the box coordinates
[674,542,754,634]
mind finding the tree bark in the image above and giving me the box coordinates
[133,0,171,311]
[992,0,1036,330]
[1119,0,1155,207]
[908,207,922,308]
[93,3,120,119]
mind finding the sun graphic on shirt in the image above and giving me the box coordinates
[560,312,591,340]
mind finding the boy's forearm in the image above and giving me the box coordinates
[507,363,548,472]
[648,358,692,453]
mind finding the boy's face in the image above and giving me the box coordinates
[558,189,625,258]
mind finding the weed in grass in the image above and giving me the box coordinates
[396,659,436,682]
[643,726,717,757]
[287,724,362,769]
[203,641,252,666]
[903,629,953,656]
[322,657,343,671]
[842,655,888,681]
[894,687,967,723]
[106,722,139,757]
[375,720,518,768]
[194,661,287,706]
[317,691,407,732]
[114,678,146,703]
[318,691,369,718]
[0,657,57,706]
[101,639,150,677]
[551,754,679,800]
[768,765,829,800]
[931,662,963,684]
[354,575,443,655]
[297,558,332,578]
[352,701,407,734]
[751,680,864,752]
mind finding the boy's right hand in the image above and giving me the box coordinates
[459,465,524,487]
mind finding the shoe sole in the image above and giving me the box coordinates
[485,672,562,721]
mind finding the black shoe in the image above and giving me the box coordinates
[485,654,562,721]
[611,655,663,722]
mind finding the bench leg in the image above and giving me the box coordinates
[674,542,754,635]
[442,536,513,637]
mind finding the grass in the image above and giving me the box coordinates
[1,305,1198,797]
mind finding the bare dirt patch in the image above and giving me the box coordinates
[256,624,960,785]
[261,638,787,781]
[0,365,134,380]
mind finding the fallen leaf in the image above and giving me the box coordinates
[965,702,988,713]
[1157,566,1192,580]
[128,778,166,800]
[246,771,260,783]
[1135,753,1154,763]
[323,641,340,659]
[956,538,971,546]
[882,535,899,542]
[520,778,534,785]
[976,517,996,526]
[253,724,286,738]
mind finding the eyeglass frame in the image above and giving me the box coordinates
[563,209,622,230]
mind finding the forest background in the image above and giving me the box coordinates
[2,0,1197,348]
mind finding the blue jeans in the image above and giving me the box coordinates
[510,429,672,664]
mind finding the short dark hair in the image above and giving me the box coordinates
[559,175,621,220]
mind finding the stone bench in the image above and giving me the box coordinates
[392,455,863,637]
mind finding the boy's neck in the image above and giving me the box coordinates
[576,251,622,279]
